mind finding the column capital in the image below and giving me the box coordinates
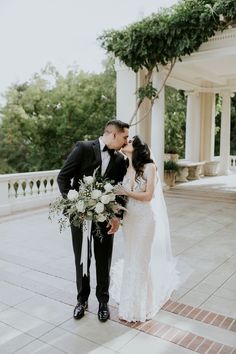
[219,90,234,97]
[184,90,199,97]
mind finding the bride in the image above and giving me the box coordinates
[111,135,179,322]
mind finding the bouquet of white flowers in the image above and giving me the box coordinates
[49,169,125,238]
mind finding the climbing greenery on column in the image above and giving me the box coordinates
[98,0,236,125]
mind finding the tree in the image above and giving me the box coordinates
[165,87,186,157]
[0,61,116,173]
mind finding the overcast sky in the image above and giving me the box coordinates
[0,0,178,98]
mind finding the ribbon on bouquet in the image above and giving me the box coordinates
[81,219,92,276]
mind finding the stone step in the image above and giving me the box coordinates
[86,296,236,353]
[107,306,236,353]
[154,310,236,352]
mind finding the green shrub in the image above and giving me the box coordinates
[164,160,180,172]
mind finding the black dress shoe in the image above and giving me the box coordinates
[98,302,110,322]
[73,301,88,319]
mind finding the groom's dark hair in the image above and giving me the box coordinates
[104,119,129,133]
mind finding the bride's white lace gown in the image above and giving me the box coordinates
[111,164,179,322]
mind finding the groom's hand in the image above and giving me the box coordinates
[107,217,120,234]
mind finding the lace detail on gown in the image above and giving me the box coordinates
[110,165,179,322]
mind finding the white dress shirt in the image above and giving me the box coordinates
[99,137,111,176]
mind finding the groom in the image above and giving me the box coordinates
[57,119,129,322]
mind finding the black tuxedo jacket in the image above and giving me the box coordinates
[57,139,127,197]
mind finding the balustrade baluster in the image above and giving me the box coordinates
[0,170,60,216]
[38,179,44,195]
[49,178,54,193]
[24,178,33,197]
[17,179,25,198]
[8,180,16,199]
[44,178,49,194]
[32,179,39,196]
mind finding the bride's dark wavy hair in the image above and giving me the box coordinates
[131,135,154,180]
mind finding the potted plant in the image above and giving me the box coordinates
[164,160,179,188]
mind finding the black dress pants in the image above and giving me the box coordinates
[71,222,114,304]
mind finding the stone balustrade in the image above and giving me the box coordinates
[0,170,60,216]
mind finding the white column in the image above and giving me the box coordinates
[115,59,137,137]
[185,92,201,161]
[218,91,231,175]
[199,93,216,162]
[151,71,165,182]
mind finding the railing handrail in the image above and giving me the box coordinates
[0,169,60,181]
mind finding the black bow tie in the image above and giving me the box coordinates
[103,145,114,155]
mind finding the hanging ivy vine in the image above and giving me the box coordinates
[98,0,236,125]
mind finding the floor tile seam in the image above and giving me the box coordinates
[177,245,235,284]
[6,307,59,329]
[172,262,229,299]
[0,305,57,333]
[86,306,235,349]
[161,308,236,340]
[114,331,140,352]
[39,320,123,353]
[0,254,48,272]
[21,268,76,284]
[0,291,36,309]
[165,194,236,202]
[165,188,236,197]
[0,257,30,270]
[173,211,225,230]
[0,278,60,300]
[174,221,229,256]
[11,337,37,354]
[162,300,236,332]
[20,336,69,354]
[8,293,74,326]
[0,270,75,296]
[142,322,235,352]
[0,318,37,340]
[111,315,235,353]
[0,265,73,282]
[164,195,236,204]
[198,267,236,302]
[196,265,236,308]
[0,208,49,224]
[174,233,219,257]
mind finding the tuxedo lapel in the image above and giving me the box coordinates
[92,139,102,166]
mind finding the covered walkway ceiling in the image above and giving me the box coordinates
[166,27,236,93]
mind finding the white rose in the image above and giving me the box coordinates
[96,214,106,222]
[76,200,85,212]
[104,183,113,192]
[91,189,102,199]
[95,202,105,214]
[108,193,116,201]
[67,190,78,201]
[100,195,111,204]
[83,176,94,185]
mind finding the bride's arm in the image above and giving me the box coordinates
[117,163,156,202]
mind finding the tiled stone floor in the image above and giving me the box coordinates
[0,174,235,353]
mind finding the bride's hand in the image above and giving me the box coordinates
[115,184,129,196]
